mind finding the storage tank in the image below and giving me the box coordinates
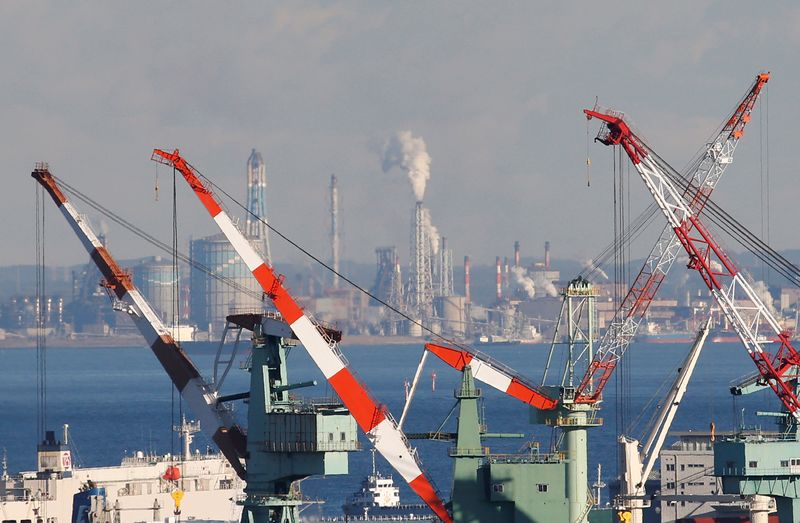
[190,233,263,334]
[133,256,177,324]
[437,295,466,337]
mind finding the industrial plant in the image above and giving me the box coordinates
[10,69,800,523]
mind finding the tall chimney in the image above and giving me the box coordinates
[330,174,340,289]
[514,240,520,268]
[503,256,510,289]
[464,255,471,305]
[496,256,503,301]
[545,241,551,270]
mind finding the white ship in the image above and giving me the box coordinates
[0,419,243,523]
[339,450,433,521]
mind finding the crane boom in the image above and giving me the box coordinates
[151,149,452,523]
[31,164,247,479]
[418,74,768,411]
[618,320,711,523]
[574,72,769,403]
[425,343,557,409]
[585,104,800,421]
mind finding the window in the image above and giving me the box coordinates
[782,460,789,467]
[537,484,549,493]
[340,432,346,441]
[680,464,685,471]
[666,464,675,471]
[688,463,704,468]
[666,482,675,490]
[749,461,758,468]
[492,484,504,493]
[328,433,334,442]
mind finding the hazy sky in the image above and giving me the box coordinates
[2,2,798,270]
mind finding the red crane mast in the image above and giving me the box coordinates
[573,72,769,403]
[585,100,800,420]
[422,73,768,410]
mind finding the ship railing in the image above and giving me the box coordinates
[263,441,362,453]
[487,452,565,464]
[719,465,800,477]
[447,446,488,457]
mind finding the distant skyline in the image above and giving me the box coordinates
[3,3,798,273]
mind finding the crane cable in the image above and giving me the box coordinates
[51,171,476,356]
[581,80,765,283]
[644,145,800,289]
[53,176,265,302]
[185,168,475,352]
[34,181,50,521]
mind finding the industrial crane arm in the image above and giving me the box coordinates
[152,148,452,523]
[425,343,557,409]
[31,164,247,479]
[585,104,800,421]
[618,319,711,518]
[418,74,769,410]
[574,72,769,403]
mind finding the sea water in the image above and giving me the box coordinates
[0,341,780,515]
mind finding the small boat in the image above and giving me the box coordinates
[340,450,434,521]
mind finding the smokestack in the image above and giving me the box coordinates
[503,256,510,289]
[514,241,520,268]
[545,241,551,270]
[496,256,503,301]
[330,174,340,289]
[464,255,471,305]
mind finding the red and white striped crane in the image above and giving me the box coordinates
[32,164,248,479]
[584,100,800,421]
[422,73,769,410]
[573,72,770,403]
[151,149,452,523]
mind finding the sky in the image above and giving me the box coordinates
[2,2,798,270]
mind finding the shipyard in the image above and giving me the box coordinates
[2,4,800,523]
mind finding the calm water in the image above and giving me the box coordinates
[0,341,779,515]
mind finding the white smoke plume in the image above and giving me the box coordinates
[421,207,440,255]
[512,266,536,299]
[582,258,609,281]
[381,131,431,202]
[752,280,778,317]
[533,272,559,297]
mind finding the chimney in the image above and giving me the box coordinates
[464,255,471,305]
[545,241,551,270]
[496,256,503,301]
[514,241,520,268]
[503,256,510,289]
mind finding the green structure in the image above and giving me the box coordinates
[224,313,360,523]
[534,278,602,523]
[714,412,798,521]
[447,366,570,522]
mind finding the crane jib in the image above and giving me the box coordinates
[575,73,769,404]
[31,165,249,479]
[586,94,800,420]
[153,148,453,523]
